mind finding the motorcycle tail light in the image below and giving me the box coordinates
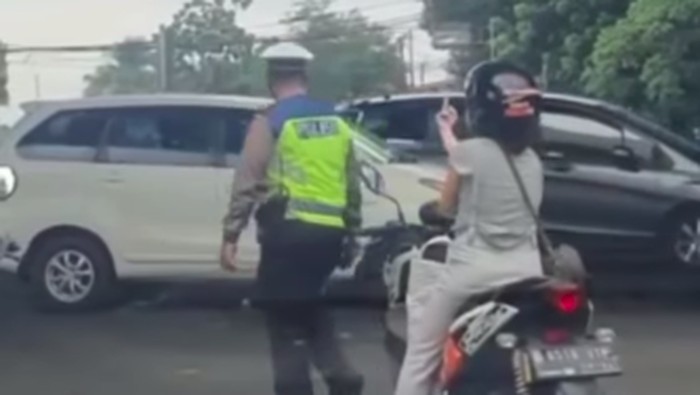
[547,283,584,315]
[439,334,466,388]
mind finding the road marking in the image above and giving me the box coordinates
[177,368,201,376]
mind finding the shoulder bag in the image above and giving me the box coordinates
[499,145,587,283]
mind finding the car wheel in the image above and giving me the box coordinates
[29,235,115,312]
[664,211,700,267]
[530,380,606,395]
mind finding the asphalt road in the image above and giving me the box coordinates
[2,274,700,395]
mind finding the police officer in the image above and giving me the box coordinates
[220,42,364,395]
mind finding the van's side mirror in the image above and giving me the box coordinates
[542,150,572,172]
[611,145,640,171]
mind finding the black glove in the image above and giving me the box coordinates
[419,200,454,229]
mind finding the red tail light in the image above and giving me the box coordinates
[439,334,466,388]
[548,284,584,314]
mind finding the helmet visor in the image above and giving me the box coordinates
[492,72,541,118]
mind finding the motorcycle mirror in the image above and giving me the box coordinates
[360,162,387,195]
[359,161,406,224]
[610,145,640,172]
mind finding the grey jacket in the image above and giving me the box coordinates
[222,108,362,243]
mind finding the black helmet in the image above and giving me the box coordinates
[463,60,542,153]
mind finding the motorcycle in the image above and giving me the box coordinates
[354,162,622,395]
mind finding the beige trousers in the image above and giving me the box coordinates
[394,239,543,395]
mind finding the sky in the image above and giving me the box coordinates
[0,0,449,125]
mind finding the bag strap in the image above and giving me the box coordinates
[496,143,557,260]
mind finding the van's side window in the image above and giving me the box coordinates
[104,106,224,167]
[16,110,110,162]
[223,109,255,168]
[540,111,624,168]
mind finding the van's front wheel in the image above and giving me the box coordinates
[28,235,115,312]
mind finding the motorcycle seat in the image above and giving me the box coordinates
[457,277,568,314]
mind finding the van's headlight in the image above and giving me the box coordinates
[0,166,17,200]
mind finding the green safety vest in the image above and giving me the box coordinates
[267,115,353,228]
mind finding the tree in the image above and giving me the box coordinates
[84,39,158,96]
[424,0,514,32]
[584,0,700,132]
[426,0,700,137]
[284,0,406,100]
[495,0,631,91]
[167,0,263,94]
[84,0,263,96]
[421,0,514,79]
[424,0,631,92]
[445,48,488,81]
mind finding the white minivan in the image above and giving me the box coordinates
[0,94,438,311]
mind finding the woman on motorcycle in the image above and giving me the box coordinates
[394,60,545,395]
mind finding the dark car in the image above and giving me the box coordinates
[341,92,700,272]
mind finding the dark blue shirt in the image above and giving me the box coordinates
[267,94,337,138]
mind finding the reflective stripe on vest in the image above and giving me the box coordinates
[268,115,353,228]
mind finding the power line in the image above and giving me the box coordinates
[8,53,107,62]
[7,20,422,72]
[5,12,420,55]
[6,44,116,54]
[244,0,418,31]
[8,58,108,66]
[273,14,420,44]
[5,0,422,53]
[2,11,422,94]
[8,63,105,70]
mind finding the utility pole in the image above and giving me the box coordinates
[541,53,550,89]
[396,36,407,90]
[0,44,8,105]
[407,29,415,88]
[488,18,497,60]
[157,25,172,92]
[33,73,42,99]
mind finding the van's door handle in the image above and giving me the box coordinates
[103,171,124,184]
[104,177,124,184]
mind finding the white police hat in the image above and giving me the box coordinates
[261,42,314,62]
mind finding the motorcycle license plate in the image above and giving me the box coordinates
[525,341,622,382]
